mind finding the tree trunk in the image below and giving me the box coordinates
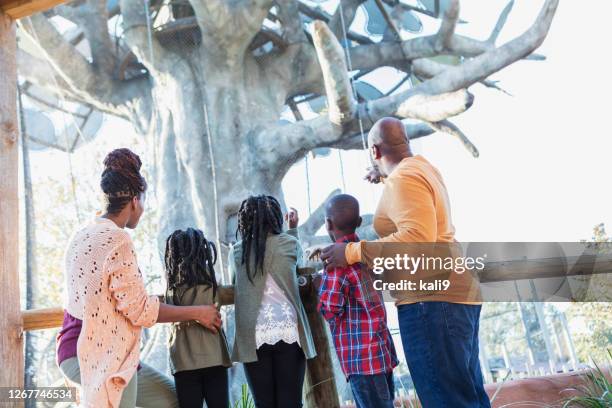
[152,53,292,251]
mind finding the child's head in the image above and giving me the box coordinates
[164,228,218,293]
[236,195,283,282]
[325,194,362,241]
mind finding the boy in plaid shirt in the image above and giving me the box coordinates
[317,194,398,408]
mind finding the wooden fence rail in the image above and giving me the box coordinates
[20,253,612,332]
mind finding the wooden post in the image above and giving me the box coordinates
[0,0,71,19]
[0,8,24,406]
[302,276,340,408]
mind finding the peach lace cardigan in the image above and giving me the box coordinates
[63,217,160,407]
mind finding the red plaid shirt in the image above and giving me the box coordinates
[318,233,398,378]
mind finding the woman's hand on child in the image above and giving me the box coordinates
[285,207,299,229]
[194,305,222,334]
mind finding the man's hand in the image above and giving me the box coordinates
[285,207,299,229]
[305,245,327,262]
[194,305,222,334]
[320,243,349,269]
[364,166,383,184]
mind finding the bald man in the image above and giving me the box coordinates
[321,118,490,407]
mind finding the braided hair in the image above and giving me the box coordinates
[236,195,283,283]
[101,148,147,215]
[164,228,218,298]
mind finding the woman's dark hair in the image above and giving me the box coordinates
[164,228,218,297]
[100,148,147,215]
[236,195,283,283]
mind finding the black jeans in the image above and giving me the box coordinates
[173,365,229,408]
[244,341,306,408]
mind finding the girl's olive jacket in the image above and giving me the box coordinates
[229,228,317,363]
[165,284,232,374]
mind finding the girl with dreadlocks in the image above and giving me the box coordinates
[164,228,231,408]
[230,195,317,408]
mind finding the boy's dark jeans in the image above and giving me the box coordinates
[398,302,491,408]
[349,371,395,408]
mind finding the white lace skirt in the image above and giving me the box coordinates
[255,274,301,348]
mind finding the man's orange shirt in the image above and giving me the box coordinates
[345,155,480,305]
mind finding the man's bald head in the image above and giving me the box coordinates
[325,194,361,235]
[367,117,412,176]
[368,117,410,150]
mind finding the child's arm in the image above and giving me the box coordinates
[285,207,300,240]
[317,268,349,327]
[285,207,306,268]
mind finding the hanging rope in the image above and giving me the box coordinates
[304,153,312,216]
[337,1,369,158]
[142,0,160,204]
[143,0,155,65]
[337,150,347,192]
[337,3,379,211]
[203,104,227,283]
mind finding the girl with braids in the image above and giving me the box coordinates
[56,148,222,408]
[229,195,317,408]
[163,228,231,408]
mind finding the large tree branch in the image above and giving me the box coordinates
[272,0,377,99]
[419,0,558,96]
[283,0,527,95]
[55,0,116,74]
[427,120,479,157]
[413,58,511,95]
[331,122,435,150]
[18,47,152,121]
[20,15,100,95]
[328,0,366,41]
[277,0,462,98]
[119,0,167,71]
[312,21,356,126]
[299,16,473,124]
[298,189,341,238]
[188,0,273,63]
[18,15,146,118]
[276,0,306,44]
[297,2,374,45]
[436,0,460,51]
[263,0,558,168]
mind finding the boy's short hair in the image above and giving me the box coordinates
[326,194,360,232]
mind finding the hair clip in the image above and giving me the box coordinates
[106,190,134,198]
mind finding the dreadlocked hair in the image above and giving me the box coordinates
[101,148,147,215]
[236,195,283,283]
[164,228,218,298]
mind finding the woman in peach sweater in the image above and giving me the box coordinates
[56,149,222,408]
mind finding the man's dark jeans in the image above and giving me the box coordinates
[397,302,491,408]
[349,371,395,408]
